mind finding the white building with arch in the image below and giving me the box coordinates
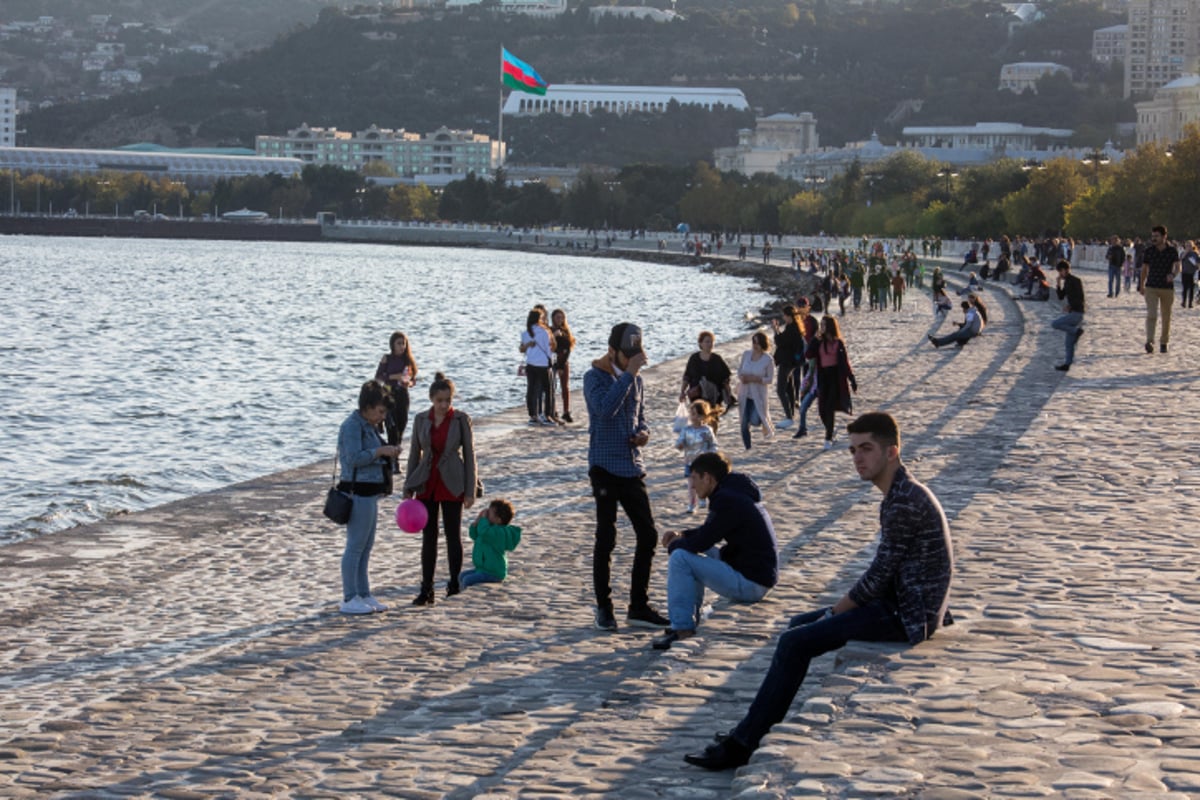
[502,85,749,116]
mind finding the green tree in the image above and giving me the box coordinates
[1001,158,1087,235]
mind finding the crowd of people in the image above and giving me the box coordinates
[325,220,1194,775]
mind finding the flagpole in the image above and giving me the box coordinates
[498,46,505,167]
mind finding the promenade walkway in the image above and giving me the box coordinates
[2,269,1198,799]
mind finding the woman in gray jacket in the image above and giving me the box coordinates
[404,372,477,606]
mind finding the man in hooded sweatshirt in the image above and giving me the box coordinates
[652,451,779,650]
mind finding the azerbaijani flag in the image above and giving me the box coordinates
[501,47,548,96]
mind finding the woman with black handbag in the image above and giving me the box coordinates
[336,380,401,615]
[404,372,478,606]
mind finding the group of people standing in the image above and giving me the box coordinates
[521,305,577,426]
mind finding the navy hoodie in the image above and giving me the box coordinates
[668,472,779,589]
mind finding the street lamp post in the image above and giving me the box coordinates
[937,168,958,196]
[1080,148,1110,182]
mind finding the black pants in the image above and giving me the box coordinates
[817,365,840,442]
[525,365,550,419]
[774,364,797,420]
[589,467,658,612]
[419,499,463,588]
[1182,274,1195,308]
[384,386,410,450]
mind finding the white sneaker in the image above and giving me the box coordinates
[361,595,388,613]
[823,440,833,451]
[339,596,374,615]
[777,419,794,430]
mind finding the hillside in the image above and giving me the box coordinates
[19,0,1134,164]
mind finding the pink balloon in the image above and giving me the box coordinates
[395,499,428,533]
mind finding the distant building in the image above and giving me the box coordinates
[444,0,567,16]
[502,84,749,116]
[589,6,680,22]
[1093,24,1129,63]
[777,124,1106,184]
[713,112,819,176]
[999,62,1072,93]
[255,123,505,178]
[1136,73,1200,143]
[1125,0,1200,98]
[0,146,302,187]
[0,87,15,147]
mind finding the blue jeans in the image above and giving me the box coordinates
[731,603,908,750]
[1051,311,1084,365]
[740,398,762,450]
[666,547,770,631]
[460,569,503,588]
[797,386,817,432]
[930,328,977,347]
[341,494,378,601]
[1107,267,1122,297]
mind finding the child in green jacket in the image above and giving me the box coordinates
[460,499,522,588]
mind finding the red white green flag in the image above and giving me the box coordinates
[501,47,548,96]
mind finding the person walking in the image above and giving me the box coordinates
[737,332,776,451]
[403,373,477,606]
[1139,225,1181,353]
[1181,241,1198,310]
[336,381,402,615]
[1051,260,1085,372]
[770,306,804,429]
[805,316,857,451]
[1105,235,1126,298]
[584,323,669,632]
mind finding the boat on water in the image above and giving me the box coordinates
[221,208,270,222]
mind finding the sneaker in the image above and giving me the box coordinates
[698,500,707,510]
[538,415,555,426]
[626,604,670,629]
[686,504,696,514]
[527,418,539,426]
[361,595,388,612]
[1054,363,1070,372]
[339,596,374,615]
[562,412,574,423]
[1161,343,1168,353]
[823,439,833,450]
[1145,342,1154,354]
[777,419,794,430]
[652,628,695,650]
[594,606,619,632]
[793,427,808,439]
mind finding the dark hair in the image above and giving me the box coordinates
[428,371,454,399]
[688,399,720,428]
[1055,259,1071,272]
[751,331,770,351]
[357,380,389,412]
[526,309,542,337]
[697,330,715,345]
[1153,224,1167,237]
[820,315,842,341]
[388,331,417,374]
[489,499,515,526]
[846,412,901,450]
[689,451,730,481]
[551,308,576,348]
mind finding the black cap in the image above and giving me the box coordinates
[608,323,644,357]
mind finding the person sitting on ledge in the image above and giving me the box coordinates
[684,412,954,771]
[653,452,778,650]
[928,300,983,348]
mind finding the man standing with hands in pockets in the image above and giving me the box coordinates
[585,323,670,633]
[1051,260,1085,372]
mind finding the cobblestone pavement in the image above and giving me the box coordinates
[2,270,1197,799]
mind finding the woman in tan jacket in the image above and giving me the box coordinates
[404,372,477,606]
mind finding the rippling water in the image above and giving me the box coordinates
[0,236,770,543]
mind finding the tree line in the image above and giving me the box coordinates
[6,126,1198,239]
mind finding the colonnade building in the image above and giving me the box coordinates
[255,124,504,178]
[0,145,302,187]
[502,85,749,116]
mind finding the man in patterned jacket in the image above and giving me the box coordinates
[685,411,954,771]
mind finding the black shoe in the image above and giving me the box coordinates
[1054,363,1070,372]
[562,412,573,423]
[792,427,808,439]
[684,738,752,771]
[413,587,435,606]
[1074,328,1084,342]
[626,604,670,629]
[928,334,939,349]
[445,581,461,598]
[1145,342,1154,354]
[1161,343,1168,353]
[594,606,618,632]
[652,629,694,650]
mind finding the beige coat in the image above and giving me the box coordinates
[403,409,477,500]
